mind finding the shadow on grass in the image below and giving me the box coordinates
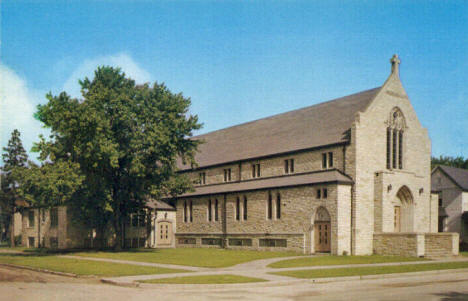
[433,292,468,301]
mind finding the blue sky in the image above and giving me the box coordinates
[1,1,467,162]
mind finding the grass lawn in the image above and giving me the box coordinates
[272,261,468,279]
[0,254,188,277]
[71,248,301,268]
[268,255,428,268]
[139,274,267,284]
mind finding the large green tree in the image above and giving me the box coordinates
[35,67,201,248]
[0,129,28,247]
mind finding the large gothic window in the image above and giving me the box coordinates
[386,108,406,170]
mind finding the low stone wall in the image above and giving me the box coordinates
[175,233,304,253]
[373,232,459,258]
[424,233,459,258]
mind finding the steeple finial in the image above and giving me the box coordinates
[390,54,400,77]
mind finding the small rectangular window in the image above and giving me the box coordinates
[252,164,260,178]
[316,189,321,199]
[267,193,272,220]
[28,210,35,227]
[276,193,281,219]
[50,208,58,227]
[284,159,289,173]
[392,129,397,169]
[243,196,248,220]
[189,201,193,222]
[322,153,327,169]
[323,188,328,199]
[398,131,403,169]
[208,199,212,222]
[290,159,294,173]
[199,172,206,185]
[178,237,196,244]
[438,197,443,207]
[201,238,222,246]
[328,152,333,168]
[223,169,232,182]
[215,199,219,221]
[387,128,392,169]
[235,197,240,221]
[284,159,294,174]
[184,201,188,223]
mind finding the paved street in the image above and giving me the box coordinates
[1,265,468,301]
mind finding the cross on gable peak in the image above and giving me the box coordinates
[390,54,401,77]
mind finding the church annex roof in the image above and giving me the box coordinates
[432,165,468,192]
[180,87,380,170]
[173,169,353,198]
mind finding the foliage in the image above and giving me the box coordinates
[272,261,468,279]
[0,254,187,276]
[140,274,267,284]
[71,248,301,268]
[34,66,201,248]
[0,129,29,246]
[268,255,428,268]
[431,155,468,170]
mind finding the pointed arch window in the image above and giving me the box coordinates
[386,108,406,170]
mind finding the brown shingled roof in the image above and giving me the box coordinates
[145,199,176,211]
[432,165,468,192]
[180,87,380,170]
[172,169,352,198]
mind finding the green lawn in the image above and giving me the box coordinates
[0,254,188,277]
[140,274,267,284]
[72,248,301,268]
[272,261,468,279]
[268,255,428,268]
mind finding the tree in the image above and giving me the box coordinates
[0,129,28,247]
[34,66,201,249]
[431,155,468,170]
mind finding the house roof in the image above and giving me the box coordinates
[432,165,468,192]
[170,169,353,198]
[145,199,176,211]
[179,87,380,170]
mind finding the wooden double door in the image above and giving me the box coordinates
[314,221,331,252]
[158,222,172,245]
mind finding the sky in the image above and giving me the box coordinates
[1,1,467,163]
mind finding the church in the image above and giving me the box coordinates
[170,55,459,257]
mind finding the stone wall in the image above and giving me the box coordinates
[374,232,459,258]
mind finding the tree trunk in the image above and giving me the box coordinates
[9,213,15,248]
[113,213,123,251]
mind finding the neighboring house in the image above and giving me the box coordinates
[21,199,176,249]
[168,55,458,257]
[431,165,468,243]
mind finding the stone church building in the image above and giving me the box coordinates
[171,55,459,256]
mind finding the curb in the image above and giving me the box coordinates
[0,263,81,278]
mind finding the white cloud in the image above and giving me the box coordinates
[0,64,47,162]
[62,53,152,98]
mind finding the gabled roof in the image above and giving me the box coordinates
[179,87,380,170]
[145,199,176,211]
[432,165,468,192]
[171,169,353,198]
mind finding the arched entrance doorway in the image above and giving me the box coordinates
[394,186,414,232]
[314,207,331,252]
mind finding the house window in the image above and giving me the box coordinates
[252,164,261,178]
[235,197,240,221]
[215,199,219,221]
[208,199,212,222]
[259,239,287,247]
[229,238,252,246]
[387,108,405,170]
[28,237,35,247]
[178,237,196,244]
[316,189,322,199]
[284,159,295,174]
[438,197,443,207]
[322,152,333,169]
[28,210,35,227]
[189,201,193,222]
[224,168,232,182]
[323,188,328,199]
[243,196,248,220]
[199,172,206,185]
[50,208,58,227]
[201,238,222,246]
[267,192,272,220]
[276,193,281,219]
[184,201,188,223]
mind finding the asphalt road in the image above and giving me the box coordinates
[1,266,468,301]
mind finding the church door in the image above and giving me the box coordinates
[158,222,172,245]
[314,222,331,252]
[394,206,401,232]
